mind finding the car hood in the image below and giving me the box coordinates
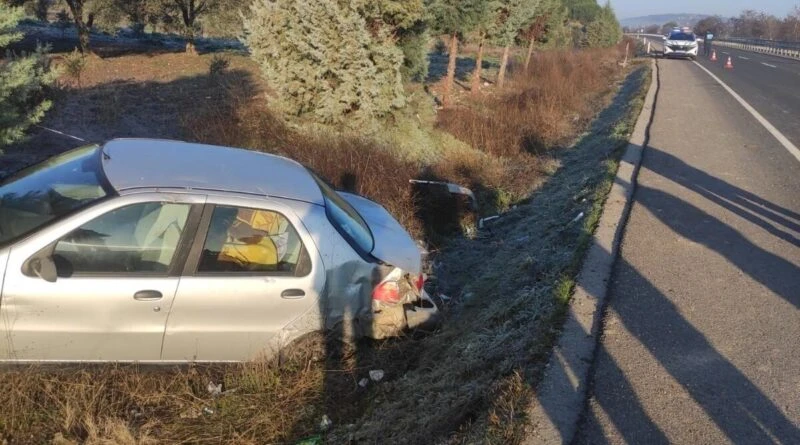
[339,192,422,274]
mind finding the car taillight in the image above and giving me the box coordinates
[414,274,425,292]
[373,281,400,303]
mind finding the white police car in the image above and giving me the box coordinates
[663,29,699,60]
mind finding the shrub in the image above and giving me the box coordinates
[61,49,87,87]
[0,4,57,148]
[208,54,230,77]
[245,0,406,126]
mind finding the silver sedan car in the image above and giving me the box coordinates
[0,139,438,362]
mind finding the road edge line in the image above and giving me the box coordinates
[522,58,659,445]
[693,61,800,164]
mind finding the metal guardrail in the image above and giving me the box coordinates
[714,38,800,60]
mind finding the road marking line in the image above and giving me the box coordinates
[693,61,800,164]
[738,56,750,60]
[762,62,777,68]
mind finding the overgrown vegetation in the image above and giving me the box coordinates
[0,1,651,442]
[0,3,56,148]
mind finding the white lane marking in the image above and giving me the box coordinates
[761,62,777,68]
[693,61,800,164]
[738,56,750,60]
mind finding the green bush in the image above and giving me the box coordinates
[245,0,406,126]
[0,4,58,148]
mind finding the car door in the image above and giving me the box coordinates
[0,192,205,361]
[161,196,325,361]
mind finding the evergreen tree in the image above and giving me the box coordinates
[353,0,429,82]
[490,0,539,88]
[469,0,500,94]
[0,4,57,148]
[582,1,620,48]
[520,0,568,70]
[246,0,406,125]
[427,0,491,107]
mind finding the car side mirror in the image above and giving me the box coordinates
[24,244,58,283]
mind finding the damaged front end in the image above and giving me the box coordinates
[368,266,439,339]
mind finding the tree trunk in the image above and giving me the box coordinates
[470,33,485,94]
[442,33,458,108]
[524,38,535,72]
[498,45,511,88]
[65,0,90,53]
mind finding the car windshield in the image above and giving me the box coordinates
[669,32,695,41]
[0,145,111,247]
[308,170,374,254]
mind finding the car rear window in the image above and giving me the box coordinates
[669,32,695,41]
[308,171,374,254]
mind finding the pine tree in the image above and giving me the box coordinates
[0,4,57,148]
[489,0,539,88]
[427,0,491,107]
[519,0,568,70]
[352,0,429,82]
[246,0,406,125]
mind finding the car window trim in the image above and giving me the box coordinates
[46,202,204,279]
[183,203,312,278]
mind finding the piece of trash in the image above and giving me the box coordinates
[369,369,385,382]
[207,381,222,396]
[358,377,369,388]
[202,407,215,415]
[319,414,333,432]
[569,212,585,225]
[478,215,500,229]
[438,293,451,301]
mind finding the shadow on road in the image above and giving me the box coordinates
[535,144,800,443]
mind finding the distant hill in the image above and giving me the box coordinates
[620,14,711,29]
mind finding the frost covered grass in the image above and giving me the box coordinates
[0,41,649,443]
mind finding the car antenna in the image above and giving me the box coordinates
[34,125,88,143]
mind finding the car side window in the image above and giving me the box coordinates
[53,202,191,275]
[197,206,309,275]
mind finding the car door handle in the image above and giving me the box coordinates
[281,289,305,299]
[133,290,163,301]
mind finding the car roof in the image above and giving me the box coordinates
[100,138,324,205]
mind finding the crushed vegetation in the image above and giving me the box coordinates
[0,37,650,443]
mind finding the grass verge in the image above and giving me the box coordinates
[0,40,649,444]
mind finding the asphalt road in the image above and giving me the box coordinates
[648,37,800,149]
[575,55,800,443]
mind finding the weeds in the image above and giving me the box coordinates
[208,54,230,77]
[61,50,87,88]
[1,42,648,444]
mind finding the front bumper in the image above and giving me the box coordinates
[368,289,440,339]
[664,46,698,58]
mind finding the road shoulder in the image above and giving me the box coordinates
[522,58,659,445]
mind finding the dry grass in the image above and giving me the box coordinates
[1,40,646,444]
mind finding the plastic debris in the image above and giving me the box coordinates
[369,369,385,382]
[478,215,500,229]
[570,212,585,225]
[207,381,223,397]
[319,414,333,432]
[202,407,215,415]
[358,378,370,388]
[438,293,451,301]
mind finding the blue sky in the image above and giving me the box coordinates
[614,0,797,19]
